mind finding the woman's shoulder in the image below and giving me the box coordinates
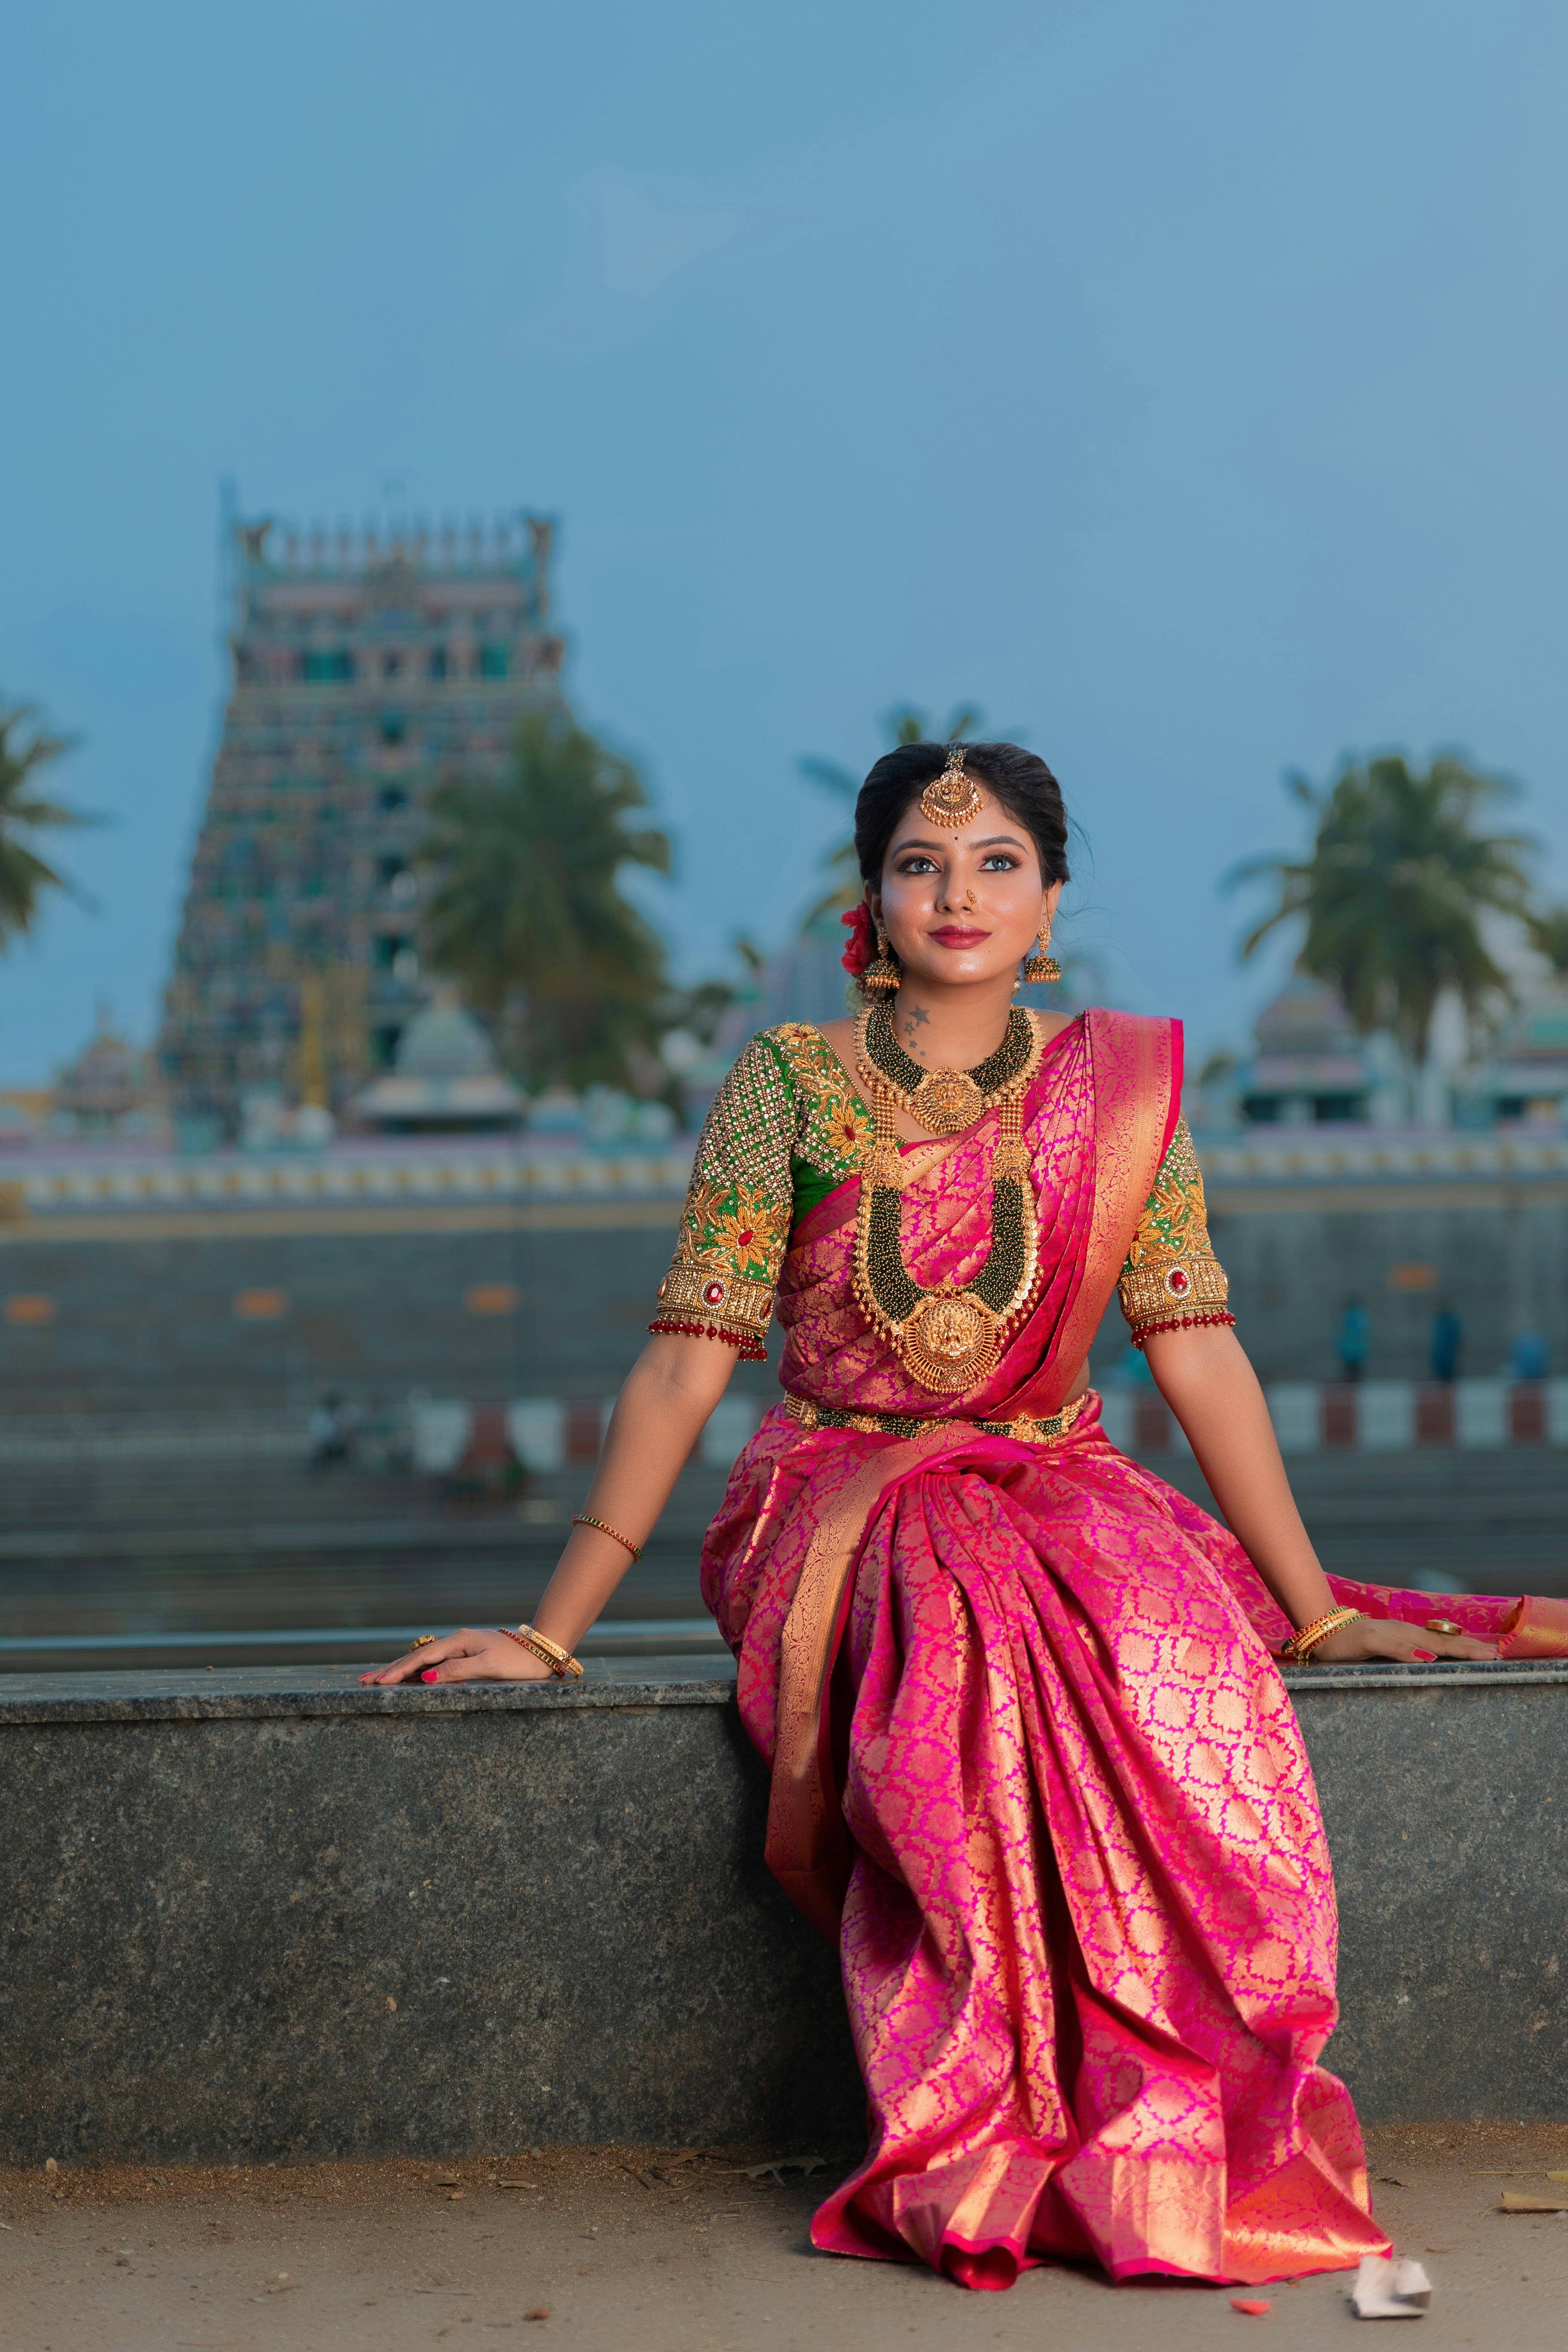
[747,1019,854,1075]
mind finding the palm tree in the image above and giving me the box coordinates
[1525,906,1568,980]
[0,702,91,949]
[420,710,673,1093]
[800,701,983,923]
[1229,754,1534,1083]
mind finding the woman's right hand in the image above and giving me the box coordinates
[359,1627,555,1686]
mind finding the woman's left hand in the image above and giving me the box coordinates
[359,1627,554,1685]
[1311,1616,1498,1665]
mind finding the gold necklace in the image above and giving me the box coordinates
[852,1006,1044,1391]
[858,1000,1038,1134]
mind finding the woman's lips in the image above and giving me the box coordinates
[928,926,991,948]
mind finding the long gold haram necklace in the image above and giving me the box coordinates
[852,1001,1045,1391]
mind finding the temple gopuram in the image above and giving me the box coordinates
[158,509,564,1133]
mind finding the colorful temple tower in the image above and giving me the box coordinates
[159,509,564,1130]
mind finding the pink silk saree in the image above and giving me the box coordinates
[698,1008,1563,2291]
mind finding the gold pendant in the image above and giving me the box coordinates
[912,1068,986,1133]
[899,1289,1003,1390]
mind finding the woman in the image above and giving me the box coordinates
[365,741,1566,2292]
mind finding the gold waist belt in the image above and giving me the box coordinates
[783,1389,1092,1446]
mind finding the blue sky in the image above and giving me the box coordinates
[4,0,1567,1082]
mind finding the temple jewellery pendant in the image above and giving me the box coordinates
[852,1004,1045,1392]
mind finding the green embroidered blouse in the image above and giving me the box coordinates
[649,1023,1230,1358]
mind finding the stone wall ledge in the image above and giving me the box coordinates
[1,1653,1563,1724]
[3,1654,1564,2159]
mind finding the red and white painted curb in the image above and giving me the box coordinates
[415,1377,1568,1479]
[1099,1378,1568,1457]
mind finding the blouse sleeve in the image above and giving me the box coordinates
[1116,1115,1235,1348]
[649,1032,797,1362]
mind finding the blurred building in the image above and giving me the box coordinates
[158,508,564,1133]
[1455,985,1568,1129]
[1233,974,1373,1126]
[346,988,526,1133]
[51,1013,167,1141]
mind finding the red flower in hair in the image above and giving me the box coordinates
[840,903,876,976]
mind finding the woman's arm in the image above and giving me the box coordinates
[361,1330,740,1685]
[1142,1323,1496,1663]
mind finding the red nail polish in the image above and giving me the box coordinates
[421,1667,438,1682]
[1412,1649,1436,1662]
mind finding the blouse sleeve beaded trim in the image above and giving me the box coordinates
[1116,1115,1234,1348]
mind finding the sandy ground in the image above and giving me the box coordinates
[3,2124,1567,2351]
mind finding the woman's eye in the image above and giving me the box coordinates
[980,853,1020,871]
[897,855,939,875]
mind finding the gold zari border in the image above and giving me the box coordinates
[1118,1253,1229,1335]
[655,1258,775,1339]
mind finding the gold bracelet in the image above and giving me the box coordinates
[1280,1606,1365,1664]
[571,1513,643,1563]
[498,1623,585,1679]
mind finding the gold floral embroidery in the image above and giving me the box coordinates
[1118,1115,1233,1343]
[680,1176,790,1285]
[771,1022,875,1181]
[652,1024,875,1355]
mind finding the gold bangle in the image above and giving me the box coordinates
[498,1623,585,1679]
[1280,1606,1365,1664]
[571,1513,643,1563]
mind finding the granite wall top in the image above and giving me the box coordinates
[1,1654,1565,1725]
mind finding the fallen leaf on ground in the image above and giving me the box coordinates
[447,2190,466,2201]
[1231,2299,1271,2315]
[1547,2171,1568,2184]
[524,2309,551,2322]
[497,2180,539,2190]
[1500,2191,1568,2213]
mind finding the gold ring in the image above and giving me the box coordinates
[1424,1617,1462,1637]
[410,1634,438,1649]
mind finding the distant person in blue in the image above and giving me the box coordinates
[1513,1331,1549,1382]
[1335,1296,1369,1385]
[1430,1301,1462,1383]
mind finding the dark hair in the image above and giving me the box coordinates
[854,741,1070,887]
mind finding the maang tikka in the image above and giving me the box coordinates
[919,744,986,829]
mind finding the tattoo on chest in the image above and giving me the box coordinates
[901,1002,931,1058]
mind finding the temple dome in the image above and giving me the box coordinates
[347,986,524,1132]
[392,989,500,1080]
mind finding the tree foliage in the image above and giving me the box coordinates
[420,710,673,1093]
[1229,754,1535,1068]
[1525,905,1568,979]
[0,702,91,950]
[800,701,983,923]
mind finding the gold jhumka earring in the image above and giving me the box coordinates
[860,925,901,994]
[919,744,985,829]
[1023,926,1061,984]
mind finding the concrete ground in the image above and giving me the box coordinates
[3,2124,1566,2351]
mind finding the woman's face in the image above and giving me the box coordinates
[872,788,1062,993]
